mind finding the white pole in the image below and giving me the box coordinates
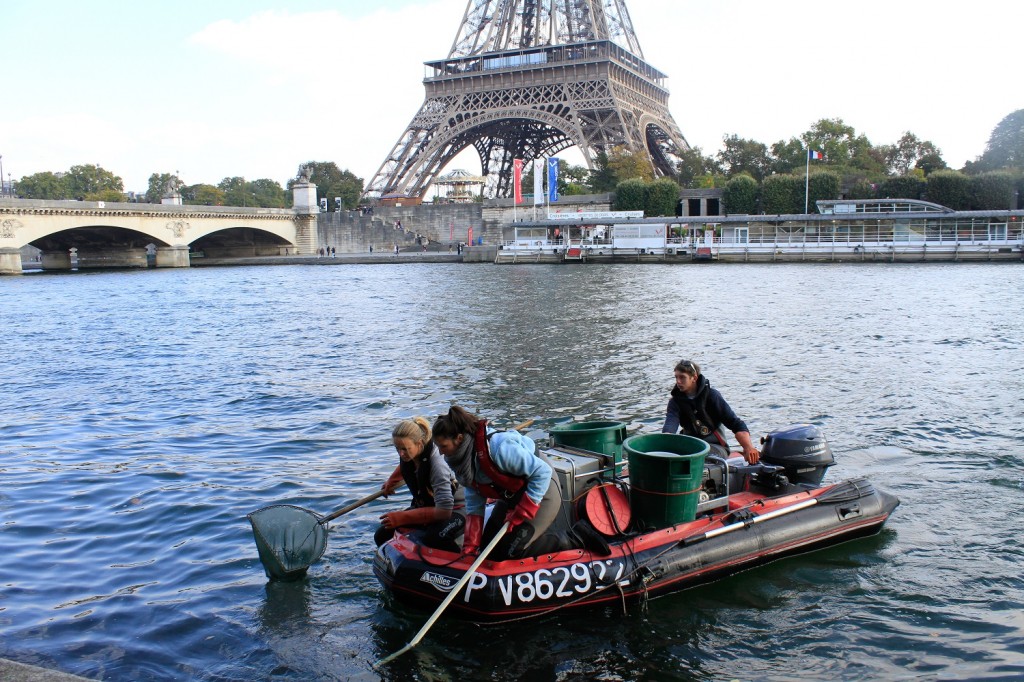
[804,150,810,214]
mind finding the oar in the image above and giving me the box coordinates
[375,521,511,668]
[511,418,535,431]
[680,478,872,547]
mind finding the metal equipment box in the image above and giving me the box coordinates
[540,445,609,522]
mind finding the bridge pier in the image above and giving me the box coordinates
[156,245,191,268]
[40,250,73,270]
[0,247,22,275]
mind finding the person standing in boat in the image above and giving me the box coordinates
[374,416,466,552]
[662,359,761,464]
[432,406,563,560]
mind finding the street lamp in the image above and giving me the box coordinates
[0,155,5,196]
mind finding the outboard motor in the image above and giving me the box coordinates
[760,424,835,485]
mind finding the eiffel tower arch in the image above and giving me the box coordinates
[363,0,689,202]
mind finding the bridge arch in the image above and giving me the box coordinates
[1,200,309,273]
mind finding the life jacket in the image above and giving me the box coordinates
[399,442,461,509]
[671,378,728,447]
[472,419,527,500]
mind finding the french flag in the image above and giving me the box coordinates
[808,149,823,160]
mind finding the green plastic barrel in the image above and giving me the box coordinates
[549,420,627,476]
[624,433,709,529]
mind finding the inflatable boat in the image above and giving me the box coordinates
[372,424,899,621]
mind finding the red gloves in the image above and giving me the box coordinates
[379,506,437,529]
[463,514,483,555]
[506,495,540,529]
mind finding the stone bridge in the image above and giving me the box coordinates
[0,184,319,274]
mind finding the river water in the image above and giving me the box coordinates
[1,262,1022,681]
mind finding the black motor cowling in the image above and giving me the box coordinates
[760,424,835,485]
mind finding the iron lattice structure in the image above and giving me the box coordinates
[364,0,689,201]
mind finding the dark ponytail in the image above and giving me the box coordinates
[432,405,479,441]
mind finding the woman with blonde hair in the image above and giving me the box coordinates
[374,416,465,552]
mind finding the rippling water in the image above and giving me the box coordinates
[1,262,1022,681]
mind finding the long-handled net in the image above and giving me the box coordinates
[248,505,328,581]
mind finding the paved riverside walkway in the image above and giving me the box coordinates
[0,658,94,681]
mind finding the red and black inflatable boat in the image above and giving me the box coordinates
[373,424,899,621]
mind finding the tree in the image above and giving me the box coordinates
[290,161,363,209]
[63,164,122,200]
[605,146,654,183]
[14,171,68,199]
[761,174,803,215]
[926,170,971,210]
[807,171,841,212]
[613,178,648,211]
[880,132,944,176]
[251,178,287,208]
[645,177,680,217]
[973,109,1024,171]
[880,175,925,201]
[969,171,1018,210]
[588,150,618,193]
[676,146,721,188]
[145,172,184,203]
[723,174,758,214]
[219,176,254,206]
[717,135,771,181]
[182,184,225,206]
[770,138,807,175]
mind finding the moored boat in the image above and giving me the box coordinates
[373,424,899,621]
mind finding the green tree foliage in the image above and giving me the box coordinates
[145,172,184,203]
[14,171,68,199]
[770,138,807,175]
[559,161,591,196]
[724,174,758,214]
[645,177,680,217]
[216,177,286,208]
[613,178,648,212]
[251,178,287,208]
[717,135,772,182]
[808,171,841,211]
[915,152,948,176]
[588,150,618,193]
[846,179,879,200]
[606,146,654,183]
[969,171,1018,210]
[972,109,1024,171]
[64,164,123,200]
[880,132,943,176]
[925,170,971,210]
[182,184,225,206]
[676,146,721,188]
[290,161,363,209]
[761,174,803,215]
[880,175,925,200]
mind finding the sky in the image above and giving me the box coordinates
[1,0,1019,193]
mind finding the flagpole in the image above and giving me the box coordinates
[804,149,810,214]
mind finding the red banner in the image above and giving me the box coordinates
[513,159,524,204]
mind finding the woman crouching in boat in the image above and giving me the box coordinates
[374,416,466,553]
[432,406,564,560]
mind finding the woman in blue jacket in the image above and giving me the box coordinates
[432,406,562,560]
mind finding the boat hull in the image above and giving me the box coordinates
[373,477,899,621]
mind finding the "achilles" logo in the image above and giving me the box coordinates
[420,571,457,592]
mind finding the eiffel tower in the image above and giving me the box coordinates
[363,0,689,202]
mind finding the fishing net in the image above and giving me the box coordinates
[248,504,329,581]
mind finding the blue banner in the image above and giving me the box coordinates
[547,157,559,202]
